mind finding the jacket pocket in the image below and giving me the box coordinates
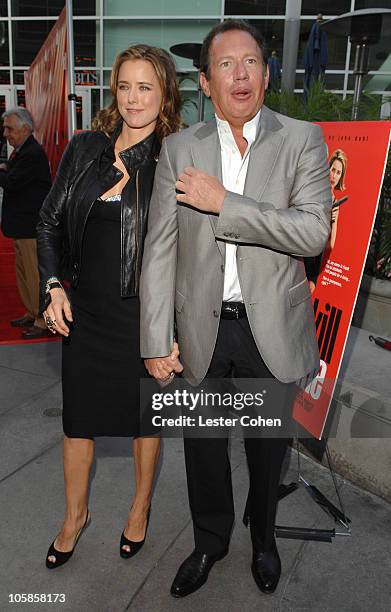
[288,278,311,307]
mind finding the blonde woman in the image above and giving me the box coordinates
[37,45,182,568]
[328,149,347,249]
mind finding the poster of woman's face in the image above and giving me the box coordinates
[329,149,348,193]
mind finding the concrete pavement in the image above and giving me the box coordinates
[0,326,390,611]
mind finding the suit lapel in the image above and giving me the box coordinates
[189,108,284,257]
[191,120,225,257]
[244,106,285,200]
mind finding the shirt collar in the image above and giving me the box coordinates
[12,133,32,154]
[216,107,262,151]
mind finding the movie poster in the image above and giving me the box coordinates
[293,121,391,439]
[24,7,68,177]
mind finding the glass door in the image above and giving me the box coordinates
[0,88,12,161]
[75,87,92,131]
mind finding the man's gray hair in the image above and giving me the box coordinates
[2,107,34,131]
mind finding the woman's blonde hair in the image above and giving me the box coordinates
[92,44,182,141]
[329,149,347,191]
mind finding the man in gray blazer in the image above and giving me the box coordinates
[140,20,332,598]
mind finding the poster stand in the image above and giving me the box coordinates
[274,438,351,543]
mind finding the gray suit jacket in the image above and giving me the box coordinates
[140,106,332,384]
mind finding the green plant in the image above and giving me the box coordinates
[265,80,383,122]
[265,88,305,120]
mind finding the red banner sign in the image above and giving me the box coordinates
[294,121,391,439]
[24,7,68,177]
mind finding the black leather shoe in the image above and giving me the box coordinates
[10,315,34,328]
[251,540,281,594]
[170,549,228,598]
[22,325,52,339]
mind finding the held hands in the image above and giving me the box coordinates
[43,288,73,337]
[144,341,184,382]
[176,167,226,214]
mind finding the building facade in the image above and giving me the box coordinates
[0,0,389,129]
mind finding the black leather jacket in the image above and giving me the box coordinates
[37,126,160,311]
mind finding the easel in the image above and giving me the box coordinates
[275,437,351,542]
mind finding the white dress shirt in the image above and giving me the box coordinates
[216,109,261,302]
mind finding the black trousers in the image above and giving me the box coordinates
[184,317,294,555]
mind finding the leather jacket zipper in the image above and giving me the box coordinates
[134,169,140,293]
[74,199,97,282]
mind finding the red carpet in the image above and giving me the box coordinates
[0,230,59,345]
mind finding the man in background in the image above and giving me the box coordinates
[267,50,281,91]
[0,107,51,338]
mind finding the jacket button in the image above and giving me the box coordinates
[220,264,225,272]
[234,234,240,239]
[213,310,219,317]
[223,231,230,237]
[72,273,77,282]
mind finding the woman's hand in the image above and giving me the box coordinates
[144,342,183,381]
[329,207,340,250]
[43,288,73,337]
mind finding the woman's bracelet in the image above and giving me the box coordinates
[45,277,64,294]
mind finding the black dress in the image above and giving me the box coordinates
[62,195,146,437]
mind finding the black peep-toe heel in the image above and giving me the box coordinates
[46,509,91,569]
[120,507,151,559]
